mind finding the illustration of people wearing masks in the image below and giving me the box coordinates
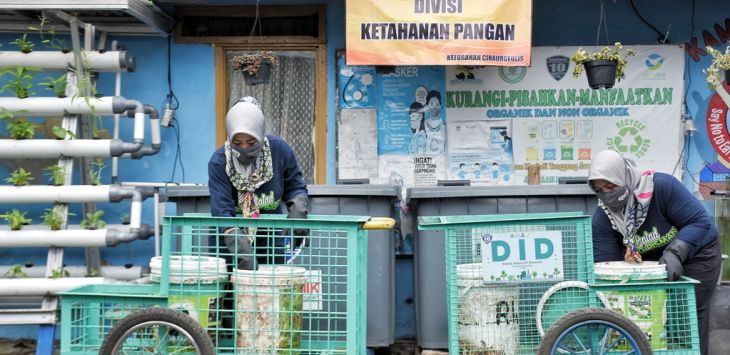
[408,101,427,155]
[473,163,482,180]
[457,163,467,179]
[424,90,445,154]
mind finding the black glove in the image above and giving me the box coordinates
[223,228,257,270]
[286,195,309,246]
[658,239,690,281]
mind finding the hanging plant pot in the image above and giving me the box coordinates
[583,59,618,89]
[243,61,272,86]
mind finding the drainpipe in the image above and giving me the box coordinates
[0,278,106,296]
[0,50,134,72]
[0,224,154,247]
[120,104,161,159]
[0,265,147,280]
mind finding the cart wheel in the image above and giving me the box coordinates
[537,307,652,355]
[99,307,216,355]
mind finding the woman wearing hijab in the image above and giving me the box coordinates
[588,150,721,355]
[208,96,308,270]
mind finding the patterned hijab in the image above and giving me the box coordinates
[224,97,273,217]
[588,150,655,251]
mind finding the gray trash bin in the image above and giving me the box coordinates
[165,184,400,348]
[408,184,597,349]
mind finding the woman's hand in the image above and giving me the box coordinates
[658,239,690,281]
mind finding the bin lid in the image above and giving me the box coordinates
[308,184,400,198]
[165,185,210,198]
[407,184,594,201]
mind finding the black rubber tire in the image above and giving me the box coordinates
[537,307,653,355]
[99,307,216,355]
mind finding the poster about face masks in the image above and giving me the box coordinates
[447,120,514,184]
[338,55,376,109]
[376,66,446,156]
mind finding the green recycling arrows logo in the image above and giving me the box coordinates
[606,119,651,158]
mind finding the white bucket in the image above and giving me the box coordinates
[149,256,228,329]
[232,265,308,354]
[594,261,668,350]
[456,263,519,354]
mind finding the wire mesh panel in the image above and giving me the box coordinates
[419,212,594,355]
[59,284,167,354]
[591,278,700,354]
[162,214,369,355]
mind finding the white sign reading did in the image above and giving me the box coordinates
[480,230,564,282]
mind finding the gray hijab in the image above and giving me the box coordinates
[225,97,266,175]
[588,150,655,241]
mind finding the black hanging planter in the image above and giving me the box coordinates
[583,59,618,89]
[243,61,272,86]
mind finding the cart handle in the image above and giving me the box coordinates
[362,217,396,230]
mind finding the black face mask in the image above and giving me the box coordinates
[598,185,630,212]
[231,143,262,165]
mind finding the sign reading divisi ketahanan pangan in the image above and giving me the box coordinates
[346,0,532,66]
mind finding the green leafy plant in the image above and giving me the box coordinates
[0,209,32,230]
[80,210,106,230]
[43,206,72,231]
[39,74,67,98]
[5,167,34,186]
[0,108,28,121]
[29,15,67,51]
[571,42,635,82]
[10,33,34,53]
[7,120,35,139]
[44,165,65,186]
[88,158,105,185]
[51,125,75,140]
[85,268,101,277]
[50,267,70,279]
[706,46,730,89]
[3,264,28,278]
[232,51,278,75]
[0,66,39,98]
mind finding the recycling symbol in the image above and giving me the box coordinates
[612,127,645,154]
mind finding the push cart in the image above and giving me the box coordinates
[60,214,394,355]
[418,212,700,355]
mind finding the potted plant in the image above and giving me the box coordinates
[50,267,70,279]
[87,158,105,185]
[705,46,730,89]
[6,120,35,140]
[10,33,34,53]
[571,42,635,89]
[5,167,34,186]
[232,51,278,85]
[3,264,28,278]
[80,210,106,230]
[44,165,65,186]
[39,74,68,98]
[0,66,38,98]
[0,209,32,231]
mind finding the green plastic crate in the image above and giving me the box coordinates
[59,284,167,354]
[419,212,594,355]
[60,214,376,355]
[590,277,701,354]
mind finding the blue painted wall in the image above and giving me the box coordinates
[0,0,729,341]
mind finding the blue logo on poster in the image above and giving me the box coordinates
[499,66,526,83]
[645,53,664,70]
[546,55,570,81]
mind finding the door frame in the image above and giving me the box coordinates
[214,44,327,184]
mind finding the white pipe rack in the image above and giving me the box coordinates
[0,229,108,247]
[0,50,134,72]
[0,278,105,296]
[0,96,121,116]
[0,265,146,280]
[0,139,114,158]
[0,185,114,203]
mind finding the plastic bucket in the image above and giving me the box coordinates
[456,263,519,354]
[594,261,668,350]
[232,265,308,354]
[150,256,227,329]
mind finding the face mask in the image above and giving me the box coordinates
[231,143,262,165]
[598,185,630,212]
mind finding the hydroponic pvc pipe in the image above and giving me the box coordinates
[0,96,143,118]
[122,104,161,159]
[0,185,133,203]
[0,278,105,296]
[0,138,144,159]
[0,265,147,280]
[0,50,134,72]
[0,224,154,247]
